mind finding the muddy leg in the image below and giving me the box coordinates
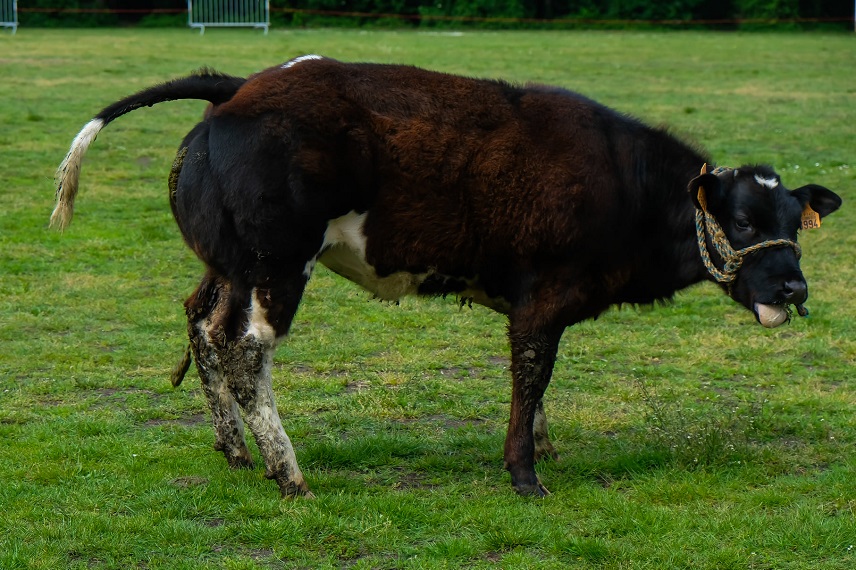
[533,399,558,463]
[192,324,254,469]
[504,321,564,497]
[186,277,254,469]
[225,286,312,498]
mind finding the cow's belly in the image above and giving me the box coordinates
[316,211,510,312]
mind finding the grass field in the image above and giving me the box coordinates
[1,28,854,569]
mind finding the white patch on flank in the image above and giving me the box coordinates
[51,118,105,230]
[754,174,779,189]
[244,289,276,344]
[281,54,324,69]
[314,211,513,312]
[317,211,427,301]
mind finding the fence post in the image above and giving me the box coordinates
[1,0,17,34]
[187,0,270,35]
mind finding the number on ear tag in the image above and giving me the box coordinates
[801,204,821,230]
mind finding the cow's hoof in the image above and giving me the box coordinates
[512,479,551,498]
[534,444,559,463]
[227,456,255,470]
[278,479,314,499]
[218,446,254,470]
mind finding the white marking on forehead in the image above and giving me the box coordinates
[754,174,779,189]
[281,54,324,69]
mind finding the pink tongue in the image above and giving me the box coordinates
[755,303,788,328]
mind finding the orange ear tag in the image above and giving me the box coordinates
[801,204,821,230]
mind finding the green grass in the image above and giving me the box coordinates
[1,28,854,569]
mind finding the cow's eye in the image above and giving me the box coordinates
[734,218,753,232]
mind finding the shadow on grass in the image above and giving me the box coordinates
[294,385,842,497]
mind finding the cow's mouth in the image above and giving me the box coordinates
[754,302,790,328]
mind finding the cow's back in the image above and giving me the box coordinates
[193,58,701,311]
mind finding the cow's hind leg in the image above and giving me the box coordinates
[186,275,254,469]
[533,399,558,463]
[225,277,312,498]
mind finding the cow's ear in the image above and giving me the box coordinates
[791,184,843,219]
[688,172,724,213]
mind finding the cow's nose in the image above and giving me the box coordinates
[782,280,807,304]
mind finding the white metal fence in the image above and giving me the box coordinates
[187,0,270,34]
[1,0,17,34]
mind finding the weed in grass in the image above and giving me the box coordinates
[635,377,767,469]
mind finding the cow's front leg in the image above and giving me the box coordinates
[504,322,564,497]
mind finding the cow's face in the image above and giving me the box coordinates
[689,165,842,327]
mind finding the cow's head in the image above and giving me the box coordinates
[689,165,841,327]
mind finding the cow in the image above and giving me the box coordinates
[52,55,842,498]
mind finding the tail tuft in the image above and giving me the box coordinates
[51,118,105,230]
[51,71,245,231]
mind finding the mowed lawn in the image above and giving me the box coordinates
[1,27,854,569]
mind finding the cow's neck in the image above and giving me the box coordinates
[624,159,716,304]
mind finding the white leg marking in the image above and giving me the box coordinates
[242,335,309,495]
[245,288,277,344]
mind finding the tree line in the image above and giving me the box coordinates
[18,0,854,29]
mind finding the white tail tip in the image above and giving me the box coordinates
[51,118,104,231]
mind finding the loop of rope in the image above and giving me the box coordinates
[694,208,802,290]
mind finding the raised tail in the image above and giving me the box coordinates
[51,69,246,230]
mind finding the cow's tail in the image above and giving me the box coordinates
[51,69,246,231]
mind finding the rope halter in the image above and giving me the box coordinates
[694,164,808,317]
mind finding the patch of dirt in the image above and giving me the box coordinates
[437,366,483,380]
[170,476,209,488]
[91,387,168,406]
[487,355,509,368]
[392,469,438,491]
[143,413,208,428]
[344,380,371,393]
[249,548,274,561]
[393,414,486,430]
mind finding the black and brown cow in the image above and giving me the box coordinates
[52,56,842,497]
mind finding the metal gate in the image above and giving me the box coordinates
[1,0,17,34]
[187,0,270,34]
